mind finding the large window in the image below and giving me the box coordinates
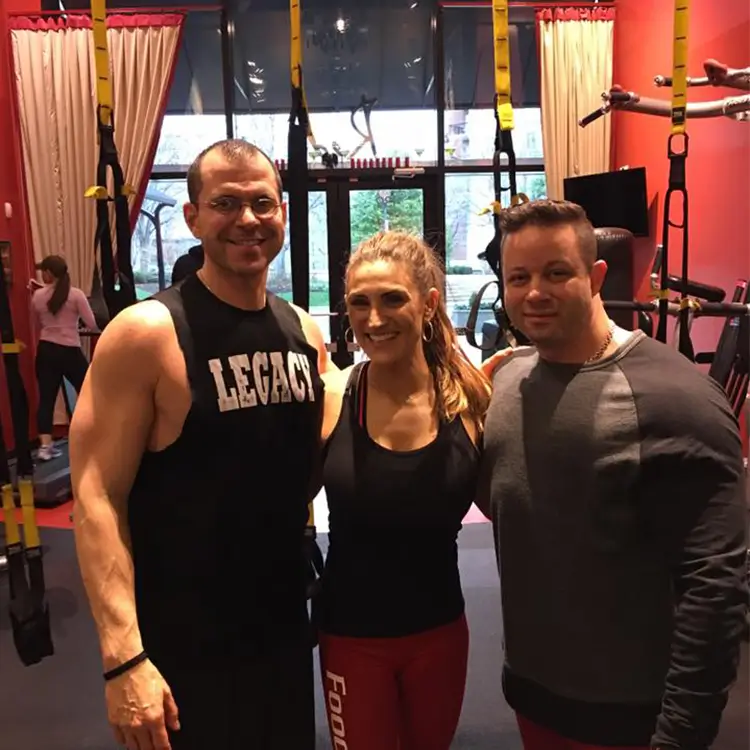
[132,180,190,298]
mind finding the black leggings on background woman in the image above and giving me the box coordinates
[35,340,89,435]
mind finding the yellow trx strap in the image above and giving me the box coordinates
[90,0,113,131]
[290,0,321,151]
[479,0,527,219]
[471,0,529,353]
[493,0,514,134]
[670,1,690,134]
[85,0,136,322]
[289,0,304,116]
[2,484,21,550]
[656,0,693,360]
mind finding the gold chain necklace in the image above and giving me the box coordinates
[585,320,616,364]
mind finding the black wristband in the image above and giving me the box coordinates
[103,651,148,682]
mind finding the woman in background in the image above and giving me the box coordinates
[31,255,97,461]
[316,230,491,750]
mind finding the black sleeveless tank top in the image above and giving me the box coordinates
[127,275,324,662]
[316,361,481,638]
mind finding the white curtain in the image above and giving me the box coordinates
[537,8,615,200]
[10,14,184,294]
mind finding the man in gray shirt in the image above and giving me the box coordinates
[478,200,748,750]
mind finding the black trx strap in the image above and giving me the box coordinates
[469,0,529,352]
[85,0,136,323]
[657,0,694,361]
[0,274,53,666]
[289,0,324,606]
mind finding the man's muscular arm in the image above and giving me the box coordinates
[70,304,164,669]
[71,302,180,749]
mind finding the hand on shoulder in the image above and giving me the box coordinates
[480,346,532,380]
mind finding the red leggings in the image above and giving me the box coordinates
[318,615,469,750]
[517,715,650,750]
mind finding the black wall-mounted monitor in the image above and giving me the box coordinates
[563,167,650,238]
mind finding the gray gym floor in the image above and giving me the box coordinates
[0,524,747,749]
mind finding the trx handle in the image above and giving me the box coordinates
[1,482,53,667]
[86,0,136,322]
[0,272,53,665]
[579,106,609,128]
[657,0,693,361]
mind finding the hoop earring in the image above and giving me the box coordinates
[422,320,434,343]
[345,327,356,344]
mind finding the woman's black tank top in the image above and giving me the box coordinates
[316,361,481,638]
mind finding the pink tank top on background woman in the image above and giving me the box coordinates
[31,285,97,348]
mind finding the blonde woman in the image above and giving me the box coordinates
[316,231,491,750]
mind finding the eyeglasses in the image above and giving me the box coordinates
[204,196,281,218]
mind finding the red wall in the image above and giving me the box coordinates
[612,0,750,448]
[0,0,42,447]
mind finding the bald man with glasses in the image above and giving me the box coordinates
[71,139,333,750]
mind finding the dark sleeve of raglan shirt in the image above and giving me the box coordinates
[633,359,748,749]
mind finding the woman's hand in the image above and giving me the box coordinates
[480,347,518,380]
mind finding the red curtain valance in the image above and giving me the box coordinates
[8,13,184,31]
[536,8,616,23]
